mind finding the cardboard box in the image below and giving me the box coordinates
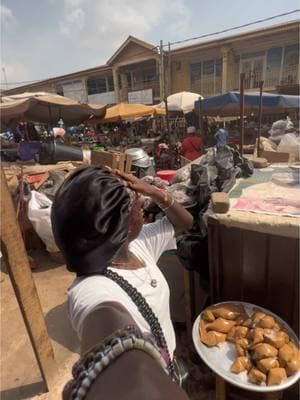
[91,150,132,172]
[260,150,290,163]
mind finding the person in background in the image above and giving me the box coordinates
[215,127,229,147]
[155,143,172,172]
[53,126,66,143]
[181,126,204,161]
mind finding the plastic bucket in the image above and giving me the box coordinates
[156,170,177,183]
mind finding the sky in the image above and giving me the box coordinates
[1,0,299,89]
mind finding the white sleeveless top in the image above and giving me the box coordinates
[68,217,177,356]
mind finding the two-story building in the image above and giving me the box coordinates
[3,20,299,104]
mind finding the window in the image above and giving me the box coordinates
[190,59,222,95]
[202,60,214,76]
[265,47,282,87]
[107,76,114,91]
[126,73,132,87]
[241,57,264,89]
[87,77,107,95]
[282,44,299,85]
[143,66,156,83]
[190,63,201,82]
[215,58,222,77]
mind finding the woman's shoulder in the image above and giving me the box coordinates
[68,275,115,296]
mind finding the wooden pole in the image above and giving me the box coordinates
[198,97,204,134]
[165,97,170,134]
[215,375,226,400]
[239,73,245,155]
[257,80,264,157]
[159,40,165,102]
[1,168,57,391]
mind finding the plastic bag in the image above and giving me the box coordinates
[173,165,191,183]
[278,133,300,156]
[27,191,59,252]
[268,118,294,144]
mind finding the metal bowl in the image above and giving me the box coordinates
[125,147,148,161]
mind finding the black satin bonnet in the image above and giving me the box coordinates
[51,166,131,276]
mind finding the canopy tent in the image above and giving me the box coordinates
[156,91,203,114]
[0,92,106,128]
[94,102,166,123]
[195,91,300,117]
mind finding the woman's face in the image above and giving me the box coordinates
[127,194,144,241]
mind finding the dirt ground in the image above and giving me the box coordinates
[0,250,298,400]
[0,250,79,400]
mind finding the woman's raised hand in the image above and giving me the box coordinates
[106,168,155,197]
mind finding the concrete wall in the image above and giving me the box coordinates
[88,91,116,105]
[169,26,299,97]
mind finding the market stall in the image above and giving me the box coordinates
[204,161,300,399]
[92,102,165,123]
[207,163,299,334]
[0,92,106,128]
[195,92,300,117]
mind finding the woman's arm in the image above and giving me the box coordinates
[64,302,189,400]
[148,187,193,234]
[112,170,193,234]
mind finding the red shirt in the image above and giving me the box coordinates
[181,136,203,161]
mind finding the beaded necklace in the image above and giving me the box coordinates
[103,268,176,379]
[64,326,170,400]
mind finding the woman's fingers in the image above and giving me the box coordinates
[104,167,140,191]
[115,170,137,183]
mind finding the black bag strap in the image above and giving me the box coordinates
[103,268,176,380]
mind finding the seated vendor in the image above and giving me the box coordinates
[181,126,204,161]
[155,143,172,171]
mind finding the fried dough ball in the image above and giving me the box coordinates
[248,367,267,385]
[202,309,215,322]
[278,342,299,367]
[227,326,249,343]
[267,368,287,386]
[263,330,289,349]
[234,313,249,325]
[206,318,236,334]
[286,352,300,376]
[252,311,266,325]
[256,357,279,374]
[257,315,276,329]
[235,338,249,357]
[230,356,251,373]
[252,343,278,361]
[242,318,253,328]
[211,304,245,320]
[199,320,227,347]
[247,328,265,346]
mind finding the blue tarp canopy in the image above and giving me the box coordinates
[195,91,300,117]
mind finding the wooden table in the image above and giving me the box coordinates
[207,166,299,400]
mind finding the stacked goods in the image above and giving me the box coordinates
[199,304,300,386]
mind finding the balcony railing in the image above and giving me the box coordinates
[231,65,299,90]
[280,65,299,85]
[191,76,222,97]
[265,69,281,88]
